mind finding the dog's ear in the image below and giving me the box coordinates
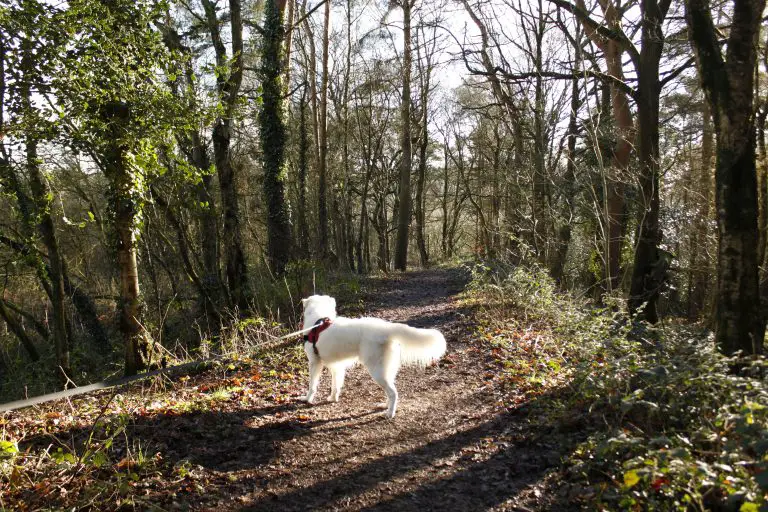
[330,298,337,310]
[301,298,308,307]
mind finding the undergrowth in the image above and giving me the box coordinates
[465,261,768,511]
[0,262,363,403]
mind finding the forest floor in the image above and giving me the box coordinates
[4,267,586,511]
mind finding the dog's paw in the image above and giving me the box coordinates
[327,394,339,403]
[383,410,396,419]
[299,395,315,404]
[375,402,388,410]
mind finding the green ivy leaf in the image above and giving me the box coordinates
[0,440,18,459]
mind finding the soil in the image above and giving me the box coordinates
[162,267,578,511]
[15,268,584,511]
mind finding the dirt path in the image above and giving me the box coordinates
[14,268,579,510]
[132,267,571,511]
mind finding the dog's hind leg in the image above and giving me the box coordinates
[328,364,346,402]
[367,351,399,419]
[369,369,398,419]
[302,357,324,404]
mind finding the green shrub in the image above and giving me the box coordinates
[466,262,768,511]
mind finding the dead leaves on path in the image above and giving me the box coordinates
[0,350,311,511]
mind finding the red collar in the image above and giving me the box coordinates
[305,317,333,345]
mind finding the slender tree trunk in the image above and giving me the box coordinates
[553,62,581,285]
[192,138,222,326]
[689,101,714,318]
[298,86,311,258]
[568,0,634,292]
[375,198,389,272]
[394,0,413,270]
[160,21,223,326]
[0,299,40,361]
[26,141,71,382]
[628,0,670,323]
[414,24,431,267]
[300,0,321,169]
[102,101,150,376]
[357,165,371,273]
[441,142,450,257]
[532,0,548,263]
[282,0,295,92]
[687,0,766,355]
[203,0,249,309]
[316,0,331,260]
[20,41,71,383]
[757,107,768,267]
[343,0,355,271]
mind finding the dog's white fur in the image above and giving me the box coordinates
[300,295,446,418]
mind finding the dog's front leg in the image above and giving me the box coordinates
[302,357,323,404]
[328,365,346,402]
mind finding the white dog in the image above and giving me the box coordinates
[299,295,446,419]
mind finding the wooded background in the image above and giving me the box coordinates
[0,0,765,397]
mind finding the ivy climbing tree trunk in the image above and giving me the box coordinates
[102,101,151,376]
[260,0,293,275]
[686,0,766,355]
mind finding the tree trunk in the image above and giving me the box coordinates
[261,0,293,275]
[441,142,450,257]
[689,101,714,318]
[758,107,768,268]
[414,23,431,267]
[192,140,222,327]
[568,0,634,292]
[552,63,581,285]
[394,0,413,271]
[297,86,311,259]
[20,41,71,383]
[315,0,331,261]
[686,0,766,355]
[203,0,249,309]
[628,0,670,323]
[160,21,223,326]
[343,0,355,271]
[0,299,40,361]
[26,140,72,382]
[532,0,548,263]
[102,101,151,376]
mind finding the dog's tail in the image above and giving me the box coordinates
[391,324,447,367]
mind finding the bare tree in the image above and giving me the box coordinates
[394,0,414,271]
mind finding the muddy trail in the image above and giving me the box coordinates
[13,268,583,511]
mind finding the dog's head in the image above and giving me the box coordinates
[301,295,337,328]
